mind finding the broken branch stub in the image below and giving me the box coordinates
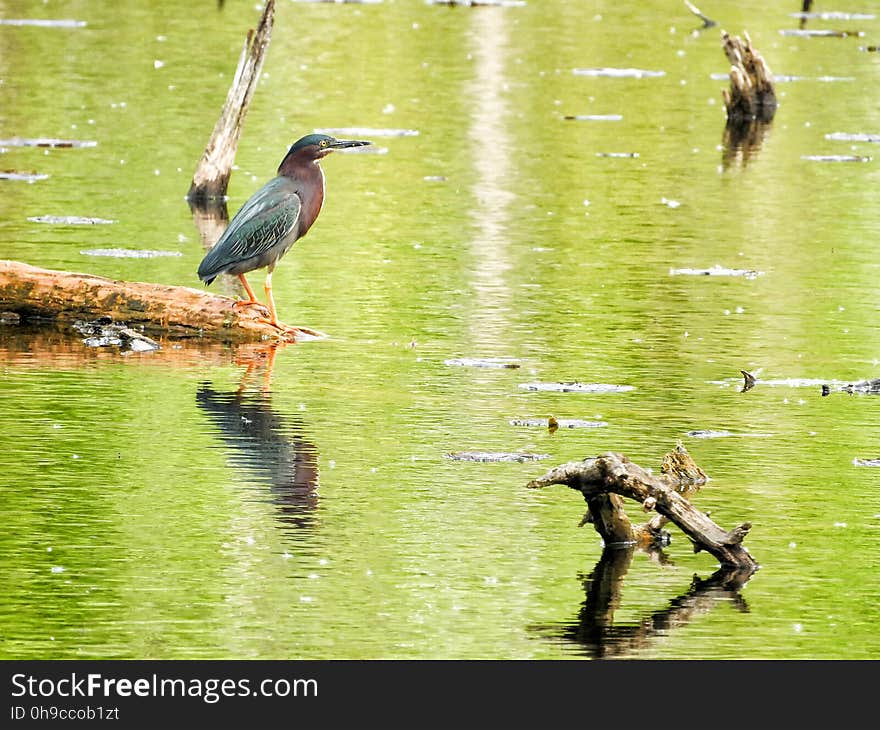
[528,445,757,570]
[721,30,777,123]
[187,0,276,202]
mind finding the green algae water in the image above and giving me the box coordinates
[1,0,878,659]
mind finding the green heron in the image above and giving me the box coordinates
[197,133,370,334]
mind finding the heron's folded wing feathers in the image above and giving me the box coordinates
[199,177,302,277]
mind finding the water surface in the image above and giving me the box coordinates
[1,0,878,660]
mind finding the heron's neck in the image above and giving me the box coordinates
[296,163,326,237]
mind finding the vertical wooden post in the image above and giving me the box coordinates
[187,0,276,202]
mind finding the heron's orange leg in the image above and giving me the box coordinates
[232,274,270,317]
[257,272,326,340]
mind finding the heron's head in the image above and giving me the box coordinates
[286,133,370,161]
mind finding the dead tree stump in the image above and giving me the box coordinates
[187,0,276,202]
[721,30,777,123]
[527,444,758,571]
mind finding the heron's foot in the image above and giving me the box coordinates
[232,299,271,318]
[257,318,327,341]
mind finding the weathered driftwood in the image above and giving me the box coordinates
[0,260,323,342]
[527,445,757,570]
[721,30,777,123]
[187,0,275,201]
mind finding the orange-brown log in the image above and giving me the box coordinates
[0,260,318,342]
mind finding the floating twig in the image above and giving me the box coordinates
[684,0,716,29]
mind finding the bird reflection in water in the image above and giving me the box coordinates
[196,343,319,529]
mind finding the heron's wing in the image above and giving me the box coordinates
[199,177,302,277]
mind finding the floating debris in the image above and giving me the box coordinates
[0,311,21,325]
[444,357,521,369]
[0,137,97,148]
[669,265,764,279]
[821,378,880,396]
[596,152,640,158]
[519,382,634,394]
[509,418,608,429]
[0,171,48,182]
[426,0,526,6]
[573,67,666,78]
[29,215,116,225]
[713,376,844,389]
[0,18,87,27]
[802,154,871,163]
[73,317,160,353]
[661,197,681,208]
[315,127,419,137]
[563,114,623,121]
[686,429,773,439]
[715,73,852,83]
[423,175,447,182]
[444,451,548,463]
[292,0,383,4]
[791,12,875,20]
[774,76,855,82]
[687,429,734,439]
[853,458,880,467]
[741,370,757,392]
[779,29,864,38]
[80,248,182,258]
[825,132,880,143]
[774,76,856,82]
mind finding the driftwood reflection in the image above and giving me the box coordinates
[188,196,246,303]
[722,118,772,170]
[800,1,813,29]
[196,381,319,529]
[188,196,229,252]
[534,546,753,658]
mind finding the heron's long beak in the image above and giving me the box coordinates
[329,138,371,149]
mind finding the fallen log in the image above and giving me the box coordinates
[187,0,276,201]
[527,444,758,570]
[0,260,323,342]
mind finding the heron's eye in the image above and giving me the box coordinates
[319,139,329,147]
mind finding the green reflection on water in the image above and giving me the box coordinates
[1,0,878,659]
